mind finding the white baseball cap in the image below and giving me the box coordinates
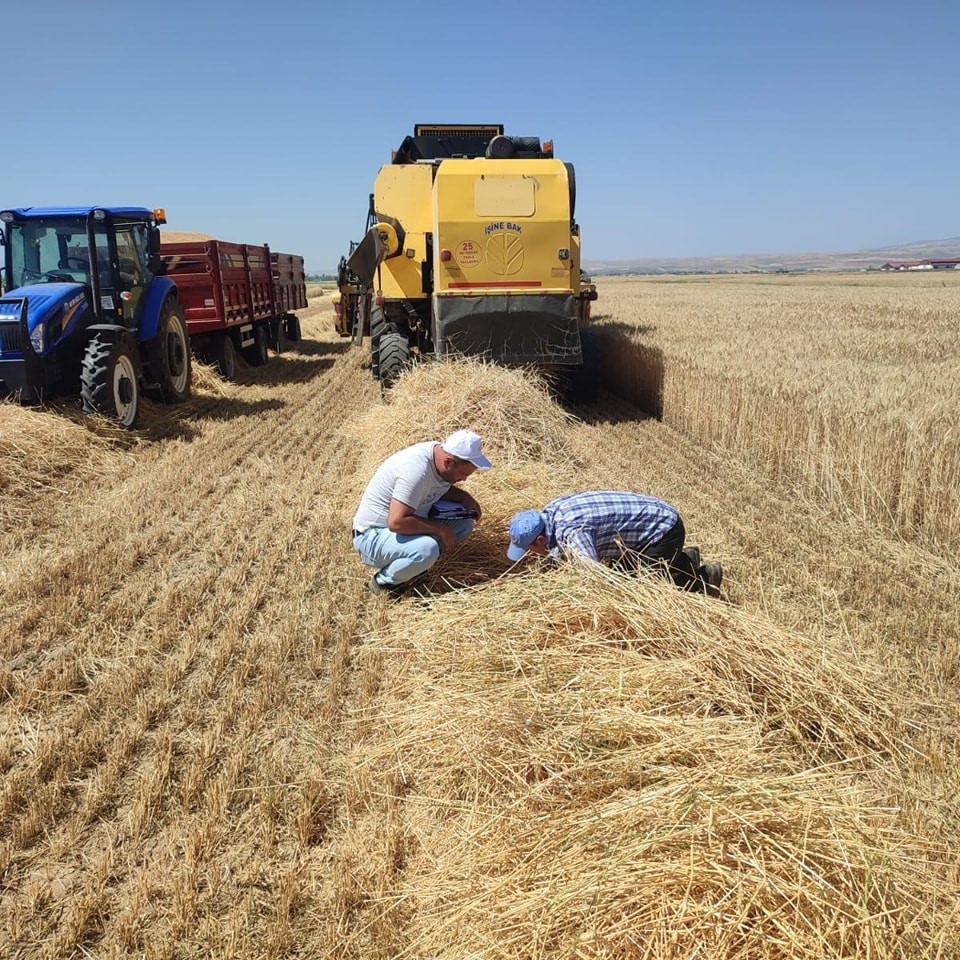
[441,429,491,469]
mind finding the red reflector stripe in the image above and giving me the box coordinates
[446,281,543,289]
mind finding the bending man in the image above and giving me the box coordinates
[353,429,491,596]
[506,491,722,596]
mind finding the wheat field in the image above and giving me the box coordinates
[593,271,960,546]
[1,279,959,959]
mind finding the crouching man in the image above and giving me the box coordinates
[506,490,722,596]
[352,429,491,597]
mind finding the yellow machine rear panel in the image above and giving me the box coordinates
[431,159,575,296]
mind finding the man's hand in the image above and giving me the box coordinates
[434,522,457,554]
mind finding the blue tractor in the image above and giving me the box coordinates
[0,206,191,427]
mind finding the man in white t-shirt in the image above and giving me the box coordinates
[352,429,491,596]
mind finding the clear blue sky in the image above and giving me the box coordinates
[3,0,958,273]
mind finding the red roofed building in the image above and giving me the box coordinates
[881,259,960,270]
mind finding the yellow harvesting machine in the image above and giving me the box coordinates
[336,124,598,394]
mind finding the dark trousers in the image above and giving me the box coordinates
[615,517,702,591]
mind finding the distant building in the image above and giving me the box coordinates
[881,259,960,270]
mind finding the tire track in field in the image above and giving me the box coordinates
[0,309,380,955]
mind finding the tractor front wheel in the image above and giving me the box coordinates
[81,334,141,428]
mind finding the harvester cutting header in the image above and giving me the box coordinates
[336,123,598,395]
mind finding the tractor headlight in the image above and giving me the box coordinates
[29,320,45,354]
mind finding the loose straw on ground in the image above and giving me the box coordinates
[335,359,959,959]
[349,568,957,959]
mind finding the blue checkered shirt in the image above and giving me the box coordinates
[542,491,679,563]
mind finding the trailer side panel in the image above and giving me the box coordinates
[161,241,276,336]
[271,252,308,313]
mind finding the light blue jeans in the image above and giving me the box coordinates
[353,518,475,586]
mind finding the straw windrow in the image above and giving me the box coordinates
[0,402,131,520]
[343,577,958,958]
[338,360,959,959]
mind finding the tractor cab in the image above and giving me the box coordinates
[0,205,189,425]
[1,206,166,331]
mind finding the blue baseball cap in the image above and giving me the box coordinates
[507,509,546,561]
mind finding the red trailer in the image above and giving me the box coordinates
[160,239,307,380]
[270,250,308,345]
[272,251,308,312]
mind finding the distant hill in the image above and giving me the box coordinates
[584,238,960,275]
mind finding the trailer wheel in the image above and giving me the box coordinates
[150,298,191,403]
[271,318,287,354]
[212,332,238,381]
[285,314,302,343]
[242,324,269,367]
[81,334,141,428]
[377,331,410,389]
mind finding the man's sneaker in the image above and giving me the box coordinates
[700,563,723,598]
[367,574,396,596]
[367,572,430,599]
[681,545,701,569]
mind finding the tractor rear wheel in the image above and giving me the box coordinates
[150,298,191,403]
[81,334,141,428]
[377,331,410,389]
[242,324,269,366]
[212,332,238,380]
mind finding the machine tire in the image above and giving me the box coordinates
[242,324,269,366]
[370,303,391,343]
[565,329,601,404]
[285,313,302,343]
[212,332,238,381]
[150,298,191,403]
[370,304,390,380]
[377,331,410,388]
[81,334,141,428]
[486,135,515,159]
